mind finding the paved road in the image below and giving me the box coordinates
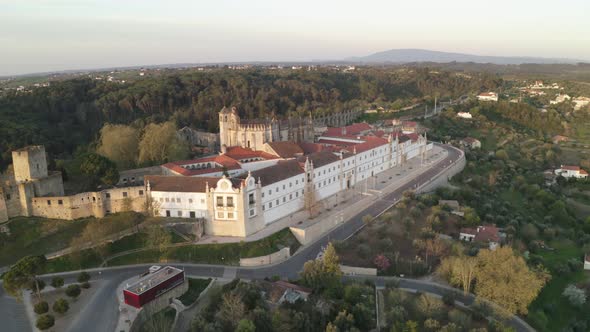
[0,143,470,332]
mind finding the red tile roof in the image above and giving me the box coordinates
[224,146,278,161]
[561,165,581,171]
[324,123,372,137]
[163,155,241,176]
[353,136,388,153]
[146,175,242,192]
[461,225,500,243]
[265,142,304,158]
[244,160,304,186]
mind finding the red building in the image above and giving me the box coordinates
[123,266,185,308]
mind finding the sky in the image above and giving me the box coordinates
[1,0,590,76]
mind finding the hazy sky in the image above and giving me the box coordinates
[2,0,590,76]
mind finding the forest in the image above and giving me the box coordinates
[0,67,500,171]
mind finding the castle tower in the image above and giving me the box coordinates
[12,146,48,182]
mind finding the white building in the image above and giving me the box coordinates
[457,112,473,119]
[573,97,590,111]
[550,94,571,105]
[477,92,498,102]
[585,254,590,271]
[554,165,589,179]
[147,131,432,237]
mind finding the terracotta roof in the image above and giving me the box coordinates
[460,225,500,243]
[298,151,341,168]
[561,165,581,171]
[324,123,372,137]
[265,142,304,158]
[245,160,304,186]
[146,175,242,192]
[354,136,388,153]
[224,146,278,161]
[163,155,241,176]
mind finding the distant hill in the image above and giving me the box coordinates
[346,49,585,65]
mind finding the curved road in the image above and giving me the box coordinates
[1,144,533,332]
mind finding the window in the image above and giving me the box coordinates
[165,197,170,202]
[296,192,299,197]
[289,182,292,188]
[122,192,128,198]
[228,212,234,219]
[269,202,272,208]
[177,211,182,217]
[217,212,224,218]
[216,196,223,207]
[283,197,286,203]
[268,190,271,196]
[106,193,111,198]
[262,204,266,211]
[275,199,279,206]
[47,200,51,206]
[290,194,292,199]
[227,197,234,207]
[58,199,63,205]
[262,192,265,198]
[139,190,144,196]
[295,180,298,185]
[248,193,255,206]
[249,209,255,216]
[166,210,171,217]
[283,185,285,190]
[189,198,193,204]
[176,198,181,203]
[201,199,205,204]
[190,211,196,218]
[6,193,10,200]
[159,198,164,202]
[92,197,96,202]
[275,187,278,193]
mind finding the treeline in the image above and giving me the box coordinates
[0,67,499,171]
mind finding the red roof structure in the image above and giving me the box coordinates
[460,225,500,243]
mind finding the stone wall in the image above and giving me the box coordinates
[313,109,363,127]
[0,192,8,223]
[239,247,291,267]
[340,265,377,276]
[118,166,163,187]
[417,149,466,194]
[177,127,220,152]
[31,185,146,220]
[130,280,189,332]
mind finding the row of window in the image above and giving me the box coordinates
[262,190,303,211]
[159,197,206,204]
[43,190,143,206]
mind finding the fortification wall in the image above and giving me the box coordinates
[32,172,64,197]
[30,186,146,220]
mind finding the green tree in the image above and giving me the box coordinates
[65,284,81,299]
[474,247,548,314]
[301,243,342,293]
[52,298,70,314]
[36,314,55,330]
[138,121,188,164]
[79,153,119,186]
[50,277,64,289]
[2,255,47,300]
[235,319,256,332]
[77,271,91,283]
[97,124,140,168]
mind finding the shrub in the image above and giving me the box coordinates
[36,314,55,330]
[442,292,456,306]
[77,271,91,283]
[34,301,49,314]
[562,284,586,307]
[81,282,91,289]
[53,298,70,314]
[50,277,64,289]
[65,284,81,299]
[373,254,391,271]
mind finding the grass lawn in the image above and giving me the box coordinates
[138,307,176,332]
[526,239,590,331]
[177,278,212,306]
[0,212,145,267]
[44,228,299,272]
[44,228,186,273]
[108,227,300,266]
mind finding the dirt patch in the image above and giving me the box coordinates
[28,281,101,331]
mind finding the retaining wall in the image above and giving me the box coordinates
[340,265,378,276]
[239,247,290,267]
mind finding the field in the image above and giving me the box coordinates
[336,195,462,276]
[0,212,144,266]
[526,239,590,331]
[45,227,299,272]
